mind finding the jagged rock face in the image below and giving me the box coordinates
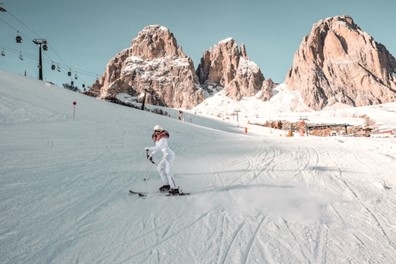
[90,25,204,109]
[286,15,396,110]
[196,38,271,100]
[258,79,275,101]
[130,25,185,59]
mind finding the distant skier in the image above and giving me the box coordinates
[178,110,184,121]
[145,125,180,195]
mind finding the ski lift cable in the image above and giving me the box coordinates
[0,16,36,42]
[45,56,99,77]
[0,42,41,58]
[1,7,101,81]
[43,59,99,79]
[0,44,32,57]
[1,39,99,79]
[7,8,97,76]
[2,7,92,76]
[0,43,98,79]
[0,47,40,61]
[5,8,42,39]
[0,43,54,63]
[0,17,28,39]
[2,7,100,79]
[0,43,20,53]
[46,44,68,66]
[0,17,17,31]
[0,11,65,66]
[0,45,92,86]
[1,6,63,67]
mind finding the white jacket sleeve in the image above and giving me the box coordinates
[147,138,166,156]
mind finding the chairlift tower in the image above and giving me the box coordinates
[32,39,48,81]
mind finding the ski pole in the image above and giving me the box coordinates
[148,157,155,164]
[143,150,155,182]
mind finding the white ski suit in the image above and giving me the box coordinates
[146,133,176,188]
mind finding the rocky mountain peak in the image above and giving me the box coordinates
[286,15,396,110]
[130,25,185,59]
[89,25,204,109]
[196,38,273,100]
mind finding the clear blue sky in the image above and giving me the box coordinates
[1,0,395,89]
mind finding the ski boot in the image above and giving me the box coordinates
[159,185,170,193]
[168,188,181,196]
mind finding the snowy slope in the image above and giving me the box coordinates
[1,71,396,263]
[191,83,396,131]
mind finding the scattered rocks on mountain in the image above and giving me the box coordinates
[286,15,396,110]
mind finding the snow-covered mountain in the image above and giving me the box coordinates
[1,70,396,263]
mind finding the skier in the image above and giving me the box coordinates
[145,125,180,195]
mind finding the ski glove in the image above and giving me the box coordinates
[145,148,153,162]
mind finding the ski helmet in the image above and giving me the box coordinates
[153,125,164,131]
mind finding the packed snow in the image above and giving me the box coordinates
[1,70,396,263]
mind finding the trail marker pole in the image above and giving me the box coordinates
[72,101,77,119]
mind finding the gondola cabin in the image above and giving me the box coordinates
[16,32,22,43]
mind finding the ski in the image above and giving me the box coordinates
[166,192,191,197]
[129,190,147,197]
[129,190,191,197]
[173,191,191,196]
